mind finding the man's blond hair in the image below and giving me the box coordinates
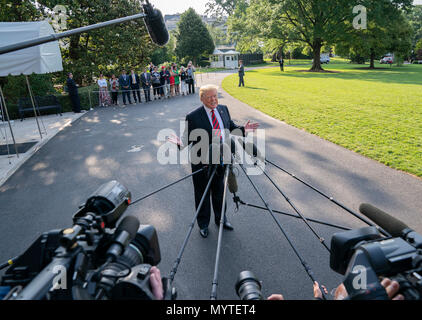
[199,84,219,99]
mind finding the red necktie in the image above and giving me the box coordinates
[211,109,221,139]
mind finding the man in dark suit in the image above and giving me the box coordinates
[169,84,259,238]
[141,68,152,102]
[130,69,142,103]
[66,73,81,113]
[238,60,245,87]
[119,70,132,105]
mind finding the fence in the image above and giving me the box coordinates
[88,81,199,108]
[239,54,264,66]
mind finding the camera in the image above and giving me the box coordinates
[235,271,263,300]
[0,181,175,300]
[330,219,422,300]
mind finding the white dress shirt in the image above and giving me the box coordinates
[204,106,225,143]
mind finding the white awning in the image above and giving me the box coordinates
[0,21,63,76]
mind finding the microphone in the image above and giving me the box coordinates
[142,1,169,46]
[228,166,240,211]
[228,168,238,194]
[107,215,140,261]
[359,203,409,237]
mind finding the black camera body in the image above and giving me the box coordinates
[330,226,422,300]
[0,181,174,300]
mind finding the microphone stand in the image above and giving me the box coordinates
[265,158,391,237]
[130,167,205,206]
[238,201,351,231]
[169,165,218,283]
[210,163,231,300]
[237,162,328,300]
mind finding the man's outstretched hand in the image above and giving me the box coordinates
[244,120,260,133]
[168,133,182,147]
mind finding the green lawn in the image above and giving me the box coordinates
[222,63,422,178]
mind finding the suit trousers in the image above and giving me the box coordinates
[238,75,245,87]
[143,85,151,101]
[192,164,227,229]
[131,85,141,102]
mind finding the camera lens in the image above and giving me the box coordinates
[235,271,263,300]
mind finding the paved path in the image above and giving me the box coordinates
[0,69,421,300]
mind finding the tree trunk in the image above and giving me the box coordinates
[309,41,323,72]
[369,48,375,69]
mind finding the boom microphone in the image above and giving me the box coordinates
[359,203,409,237]
[142,1,169,46]
[107,215,140,261]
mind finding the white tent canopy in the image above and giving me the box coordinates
[0,21,63,76]
[0,21,63,160]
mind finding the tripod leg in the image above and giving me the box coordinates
[169,165,218,282]
[210,165,230,300]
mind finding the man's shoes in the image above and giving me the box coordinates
[215,221,234,231]
[200,228,209,238]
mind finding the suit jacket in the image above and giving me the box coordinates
[141,73,151,87]
[119,74,130,89]
[66,78,79,95]
[180,105,245,168]
[238,65,245,76]
[129,73,140,88]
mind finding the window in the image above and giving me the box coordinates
[226,56,230,61]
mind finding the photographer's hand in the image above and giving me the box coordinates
[313,281,328,299]
[381,278,404,300]
[267,294,284,300]
[150,266,164,300]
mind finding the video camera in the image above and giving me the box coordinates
[330,204,422,300]
[0,181,175,300]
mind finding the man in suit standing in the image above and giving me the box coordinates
[130,69,142,103]
[66,73,81,113]
[141,68,152,102]
[168,84,259,238]
[238,60,245,87]
[119,70,132,105]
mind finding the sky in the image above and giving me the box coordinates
[151,0,209,15]
[153,0,422,15]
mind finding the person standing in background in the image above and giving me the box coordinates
[110,74,119,106]
[238,60,245,87]
[66,72,82,113]
[187,63,196,94]
[169,65,176,97]
[279,57,284,72]
[180,66,188,96]
[130,69,142,103]
[173,65,180,96]
[159,66,167,99]
[151,66,161,100]
[119,70,132,105]
[97,74,111,107]
[141,68,152,102]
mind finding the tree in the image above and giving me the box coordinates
[205,0,239,18]
[336,1,412,68]
[37,0,157,85]
[225,0,356,71]
[406,5,422,47]
[175,8,215,65]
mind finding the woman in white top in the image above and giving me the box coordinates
[97,74,111,107]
